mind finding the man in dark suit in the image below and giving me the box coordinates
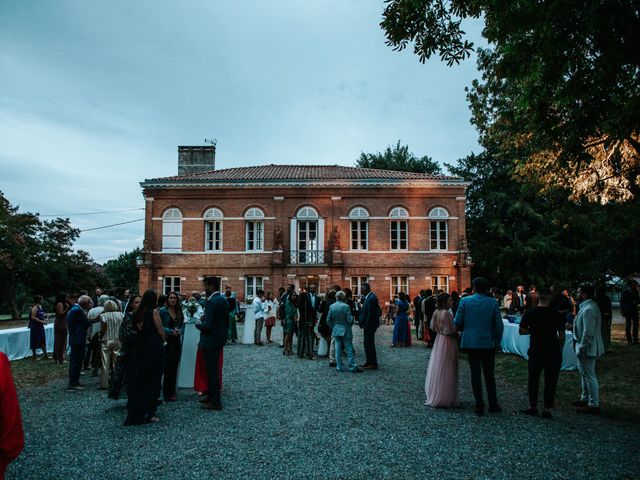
[308,287,321,312]
[67,295,92,391]
[196,276,230,410]
[413,290,425,340]
[359,283,381,370]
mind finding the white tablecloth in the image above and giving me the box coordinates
[500,320,577,370]
[242,308,256,344]
[0,324,55,361]
[177,323,199,389]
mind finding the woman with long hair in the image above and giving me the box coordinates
[424,292,459,408]
[109,294,141,400]
[264,291,277,343]
[158,291,184,402]
[391,292,410,347]
[124,290,166,426]
[28,295,48,361]
[53,293,70,364]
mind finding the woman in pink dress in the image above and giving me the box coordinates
[424,293,459,408]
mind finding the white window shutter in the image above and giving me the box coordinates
[318,218,325,251]
[290,218,296,251]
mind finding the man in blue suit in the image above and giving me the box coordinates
[359,283,381,370]
[66,295,92,392]
[454,277,504,416]
[196,276,229,410]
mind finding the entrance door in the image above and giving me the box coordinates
[296,275,319,293]
[297,220,318,263]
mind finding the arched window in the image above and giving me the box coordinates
[245,207,265,251]
[429,207,449,250]
[296,206,319,219]
[292,206,323,263]
[204,208,223,252]
[389,207,408,250]
[389,207,409,218]
[162,208,183,252]
[349,207,369,250]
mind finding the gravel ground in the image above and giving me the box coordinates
[8,324,639,480]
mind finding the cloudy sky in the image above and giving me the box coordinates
[0,0,484,262]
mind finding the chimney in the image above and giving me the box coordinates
[178,146,216,175]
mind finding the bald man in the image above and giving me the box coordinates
[67,295,92,391]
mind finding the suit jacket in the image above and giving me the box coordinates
[197,292,230,349]
[453,293,503,349]
[327,301,353,337]
[573,299,605,357]
[620,288,639,317]
[421,296,436,326]
[67,304,90,346]
[309,294,321,312]
[359,292,380,330]
[413,295,423,326]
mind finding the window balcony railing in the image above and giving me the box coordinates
[287,249,327,265]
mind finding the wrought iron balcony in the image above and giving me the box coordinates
[287,249,327,265]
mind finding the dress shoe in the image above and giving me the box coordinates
[576,405,601,414]
[520,407,538,417]
[67,385,85,392]
[541,410,553,419]
[201,402,222,410]
[199,396,212,403]
[488,405,503,413]
[349,368,364,373]
[329,362,337,367]
[571,400,588,407]
[475,406,485,416]
[364,364,378,370]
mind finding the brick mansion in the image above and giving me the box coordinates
[138,146,472,302]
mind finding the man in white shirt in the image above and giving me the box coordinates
[253,290,266,345]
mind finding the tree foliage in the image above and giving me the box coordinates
[381,0,640,202]
[356,140,442,174]
[446,151,640,289]
[0,192,109,319]
[103,248,141,293]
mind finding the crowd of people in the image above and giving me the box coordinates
[13,276,640,429]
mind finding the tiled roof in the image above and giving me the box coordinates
[143,164,460,184]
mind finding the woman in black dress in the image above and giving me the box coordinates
[108,294,141,400]
[159,291,184,402]
[124,290,166,426]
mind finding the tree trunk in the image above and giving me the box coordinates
[6,285,21,320]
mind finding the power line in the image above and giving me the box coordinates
[80,218,145,232]
[41,207,144,217]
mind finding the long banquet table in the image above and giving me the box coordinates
[0,323,55,361]
[500,319,577,370]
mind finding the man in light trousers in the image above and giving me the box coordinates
[253,289,266,345]
[572,284,605,414]
[327,291,362,373]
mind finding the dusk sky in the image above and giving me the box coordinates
[0,0,485,262]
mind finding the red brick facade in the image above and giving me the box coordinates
[139,165,471,302]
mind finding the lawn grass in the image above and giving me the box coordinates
[494,324,640,423]
[9,357,68,390]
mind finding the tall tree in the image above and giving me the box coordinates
[103,248,141,293]
[381,0,640,202]
[356,140,442,174]
[0,192,109,319]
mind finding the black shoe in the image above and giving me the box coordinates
[520,407,538,417]
[488,405,503,413]
[541,410,553,419]
[571,400,588,407]
[475,406,485,416]
[349,368,364,373]
[329,362,337,367]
